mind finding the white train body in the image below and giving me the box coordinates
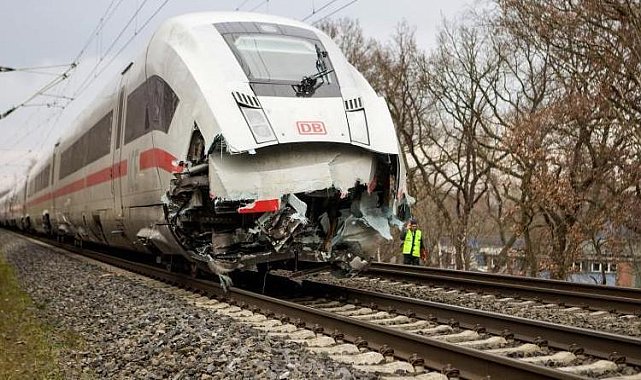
[2,12,409,269]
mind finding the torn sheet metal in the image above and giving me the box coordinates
[208,144,376,199]
[331,216,386,253]
[355,192,393,240]
[137,224,186,253]
[254,196,308,252]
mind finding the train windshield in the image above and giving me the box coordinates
[216,22,340,96]
[233,35,320,82]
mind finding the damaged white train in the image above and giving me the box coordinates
[0,12,411,273]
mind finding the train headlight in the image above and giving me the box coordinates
[240,106,277,144]
[346,109,370,145]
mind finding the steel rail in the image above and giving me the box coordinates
[301,279,641,368]
[368,263,641,315]
[16,233,586,380]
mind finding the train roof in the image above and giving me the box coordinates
[161,12,317,30]
[55,12,328,151]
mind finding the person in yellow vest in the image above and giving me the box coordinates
[400,218,427,265]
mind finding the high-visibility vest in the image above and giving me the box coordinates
[402,229,422,257]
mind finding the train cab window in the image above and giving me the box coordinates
[215,22,340,97]
[234,35,319,82]
[125,75,179,144]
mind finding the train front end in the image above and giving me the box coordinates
[160,14,410,271]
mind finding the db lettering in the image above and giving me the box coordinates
[296,121,327,135]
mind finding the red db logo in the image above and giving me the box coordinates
[296,121,327,135]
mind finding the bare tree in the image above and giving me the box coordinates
[496,0,641,279]
[410,21,507,269]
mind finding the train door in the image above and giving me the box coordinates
[104,71,134,248]
[113,85,126,215]
[45,148,57,235]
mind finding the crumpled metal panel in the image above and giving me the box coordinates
[208,144,376,200]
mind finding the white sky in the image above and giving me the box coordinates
[0,0,475,188]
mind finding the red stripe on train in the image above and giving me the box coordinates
[85,161,128,187]
[53,178,86,198]
[139,148,182,173]
[25,149,173,208]
[238,199,280,214]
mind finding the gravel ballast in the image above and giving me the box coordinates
[0,232,376,380]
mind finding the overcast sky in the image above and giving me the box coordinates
[0,0,475,186]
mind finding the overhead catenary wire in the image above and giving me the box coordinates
[0,0,124,123]
[249,0,269,12]
[73,0,173,99]
[0,63,76,76]
[71,0,125,64]
[26,0,173,157]
[39,93,74,101]
[0,0,169,175]
[0,63,77,120]
[312,0,359,24]
[31,0,172,158]
[235,0,252,11]
[0,0,130,175]
[71,0,154,98]
[302,0,341,21]
[50,0,125,105]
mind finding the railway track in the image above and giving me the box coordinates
[14,232,641,379]
[363,263,641,315]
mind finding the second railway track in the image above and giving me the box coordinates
[363,263,641,315]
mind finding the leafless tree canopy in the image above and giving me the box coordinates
[319,0,641,280]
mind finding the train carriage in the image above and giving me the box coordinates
[5,12,410,272]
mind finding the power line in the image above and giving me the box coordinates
[0,63,75,74]
[20,103,65,109]
[0,63,76,120]
[73,0,172,99]
[40,93,74,101]
[235,0,251,11]
[302,0,340,21]
[0,0,124,121]
[249,0,269,12]
[22,0,167,161]
[71,0,125,64]
[0,0,127,169]
[72,0,153,98]
[312,0,359,24]
[46,0,125,116]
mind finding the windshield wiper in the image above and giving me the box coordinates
[292,44,334,97]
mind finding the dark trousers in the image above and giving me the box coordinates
[403,254,419,265]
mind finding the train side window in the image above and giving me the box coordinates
[125,83,147,143]
[28,165,51,196]
[59,111,113,180]
[85,112,113,165]
[124,75,178,144]
[37,165,50,193]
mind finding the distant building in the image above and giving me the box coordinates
[435,234,640,288]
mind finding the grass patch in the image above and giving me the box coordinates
[0,253,72,379]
